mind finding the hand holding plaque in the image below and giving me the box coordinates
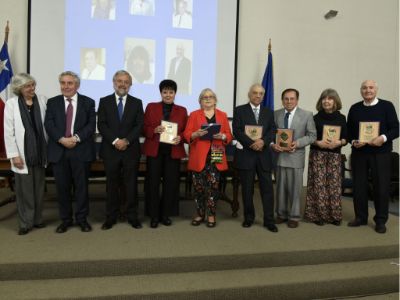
[276,128,294,150]
[359,122,380,143]
[159,120,178,144]
[322,125,341,142]
[245,125,263,141]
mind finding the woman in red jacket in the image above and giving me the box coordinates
[143,80,188,228]
[183,88,233,227]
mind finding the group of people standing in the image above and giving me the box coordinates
[4,70,398,236]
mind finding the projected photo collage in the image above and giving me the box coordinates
[66,0,216,109]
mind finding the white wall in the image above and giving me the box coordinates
[1,0,399,167]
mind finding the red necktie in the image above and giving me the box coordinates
[65,98,73,137]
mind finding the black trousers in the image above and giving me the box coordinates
[103,156,140,222]
[238,163,274,224]
[52,151,90,223]
[146,154,180,219]
[351,151,391,225]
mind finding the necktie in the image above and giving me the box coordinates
[284,112,291,129]
[65,98,73,137]
[253,108,259,123]
[118,97,124,120]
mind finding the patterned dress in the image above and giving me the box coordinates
[304,110,347,223]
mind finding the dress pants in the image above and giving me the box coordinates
[14,166,45,229]
[52,150,90,223]
[146,154,180,219]
[239,164,274,224]
[103,156,140,222]
[276,166,304,221]
[351,151,391,225]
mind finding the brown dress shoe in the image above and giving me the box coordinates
[275,217,288,224]
[287,220,298,228]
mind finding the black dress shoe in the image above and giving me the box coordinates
[264,223,278,233]
[18,228,30,235]
[77,221,92,232]
[160,217,172,226]
[347,219,367,227]
[34,223,46,229]
[129,220,143,229]
[331,220,341,226]
[314,220,324,226]
[101,219,116,230]
[56,222,72,233]
[375,224,387,234]
[150,218,159,228]
[242,220,253,228]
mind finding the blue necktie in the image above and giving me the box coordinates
[118,97,123,120]
[284,112,290,129]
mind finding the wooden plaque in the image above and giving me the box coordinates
[245,125,263,141]
[276,128,294,150]
[359,122,380,143]
[322,125,341,142]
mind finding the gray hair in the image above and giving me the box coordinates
[248,83,265,98]
[113,70,132,85]
[11,73,36,96]
[59,71,80,87]
[198,88,218,103]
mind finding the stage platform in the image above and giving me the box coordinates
[0,183,398,299]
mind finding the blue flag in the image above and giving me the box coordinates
[261,51,273,110]
[0,42,13,97]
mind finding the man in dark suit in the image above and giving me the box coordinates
[97,70,144,230]
[167,43,191,95]
[44,71,96,233]
[232,84,278,233]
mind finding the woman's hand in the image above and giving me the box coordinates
[212,133,226,141]
[154,125,165,134]
[191,129,207,140]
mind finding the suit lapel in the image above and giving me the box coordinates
[245,103,257,125]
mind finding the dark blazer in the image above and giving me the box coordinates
[232,103,276,171]
[97,93,144,160]
[168,56,191,94]
[44,94,96,163]
[142,102,187,159]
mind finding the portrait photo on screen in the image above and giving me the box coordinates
[172,0,193,29]
[129,0,155,16]
[166,39,192,95]
[91,0,116,20]
[80,48,106,80]
[125,38,155,85]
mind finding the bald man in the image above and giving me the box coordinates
[347,80,399,234]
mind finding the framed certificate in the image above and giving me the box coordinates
[359,122,380,143]
[276,128,294,150]
[245,125,263,141]
[159,120,178,144]
[322,125,341,142]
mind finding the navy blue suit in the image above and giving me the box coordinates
[44,94,96,223]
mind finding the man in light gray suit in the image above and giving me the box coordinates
[271,88,316,228]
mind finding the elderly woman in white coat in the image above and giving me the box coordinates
[4,73,48,235]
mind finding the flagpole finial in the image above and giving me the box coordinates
[268,39,272,53]
[4,21,10,44]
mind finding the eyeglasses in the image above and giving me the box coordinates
[202,95,215,100]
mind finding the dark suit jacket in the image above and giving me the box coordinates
[168,56,191,94]
[232,103,276,171]
[44,94,96,163]
[142,102,187,159]
[97,93,144,160]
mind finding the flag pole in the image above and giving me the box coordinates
[4,21,9,44]
[268,38,271,53]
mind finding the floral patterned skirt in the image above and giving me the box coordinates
[192,162,220,217]
[304,149,342,222]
